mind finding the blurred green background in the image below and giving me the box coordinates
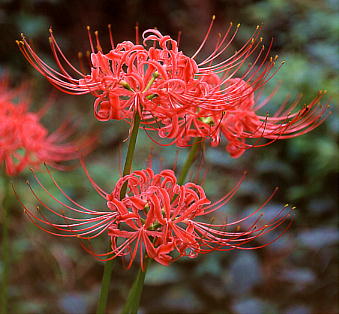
[0,0,338,313]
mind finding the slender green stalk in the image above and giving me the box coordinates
[121,258,151,314]
[96,111,141,314]
[1,170,10,314]
[177,137,201,185]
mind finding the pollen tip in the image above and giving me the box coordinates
[260,37,263,42]
[94,30,98,35]
[230,22,233,26]
[292,206,296,210]
[86,50,91,57]
[108,24,111,28]
[256,25,260,29]
[78,51,83,58]
[237,23,241,28]
[212,15,216,20]
[284,203,289,207]
[281,60,286,64]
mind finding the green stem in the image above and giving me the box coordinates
[1,170,10,314]
[121,258,151,314]
[177,137,201,185]
[96,111,141,314]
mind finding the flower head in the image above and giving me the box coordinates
[157,78,329,156]
[20,166,292,269]
[0,76,93,176]
[17,20,271,124]
[18,18,329,157]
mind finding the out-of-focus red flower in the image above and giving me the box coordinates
[20,166,292,269]
[0,77,93,176]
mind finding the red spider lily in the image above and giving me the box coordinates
[17,18,328,155]
[155,78,329,156]
[0,77,94,176]
[17,18,278,126]
[19,165,293,269]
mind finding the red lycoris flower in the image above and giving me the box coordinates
[156,78,328,156]
[0,77,93,176]
[20,166,292,269]
[17,19,271,124]
[18,18,328,156]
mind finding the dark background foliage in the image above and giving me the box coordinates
[0,0,338,313]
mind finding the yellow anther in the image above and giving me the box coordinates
[237,23,241,28]
[256,25,260,29]
[78,51,83,58]
[86,25,91,31]
[212,15,216,20]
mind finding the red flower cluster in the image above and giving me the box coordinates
[18,18,328,157]
[21,166,292,269]
[0,77,93,176]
